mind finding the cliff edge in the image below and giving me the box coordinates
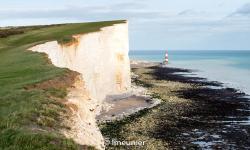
[29,21,130,149]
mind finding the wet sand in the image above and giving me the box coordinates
[100,62,250,149]
[97,95,156,122]
[150,65,250,149]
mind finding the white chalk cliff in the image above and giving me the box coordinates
[29,22,131,149]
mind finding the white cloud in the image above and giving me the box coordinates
[1,0,250,49]
[232,3,250,16]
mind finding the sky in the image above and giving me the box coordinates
[0,0,250,50]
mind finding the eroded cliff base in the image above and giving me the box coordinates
[62,75,105,150]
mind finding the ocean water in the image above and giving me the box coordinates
[129,50,250,95]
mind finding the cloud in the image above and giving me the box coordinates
[178,9,195,16]
[0,6,106,20]
[231,3,250,16]
[0,1,169,27]
[1,1,249,34]
[1,0,250,50]
[0,2,151,20]
[111,2,148,10]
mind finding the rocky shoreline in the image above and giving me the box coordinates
[100,61,250,149]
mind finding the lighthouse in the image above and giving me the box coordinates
[164,50,169,64]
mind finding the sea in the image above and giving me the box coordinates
[129,50,250,96]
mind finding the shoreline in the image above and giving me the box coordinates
[130,59,250,96]
[100,60,250,149]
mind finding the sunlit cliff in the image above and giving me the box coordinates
[29,21,130,149]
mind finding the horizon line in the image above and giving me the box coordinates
[130,49,250,51]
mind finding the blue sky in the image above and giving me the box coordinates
[0,0,250,50]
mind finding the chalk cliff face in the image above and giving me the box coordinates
[29,22,130,149]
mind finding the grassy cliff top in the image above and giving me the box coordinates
[0,20,126,48]
[0,20,126,150]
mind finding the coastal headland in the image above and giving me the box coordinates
[1,21,249,150]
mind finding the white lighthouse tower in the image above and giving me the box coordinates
[164,50,168,64]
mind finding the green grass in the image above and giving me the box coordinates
[0,25,63,38]
[0,20,125,150]
[0,128,79,150]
